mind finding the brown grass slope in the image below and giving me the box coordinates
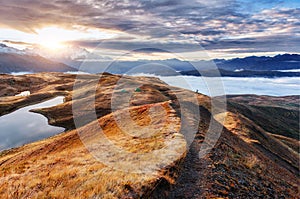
[0,73,299,198]
[0,101,186,198]
[167,110,299,198]
[0,73,75,116]
[224,95,300,139]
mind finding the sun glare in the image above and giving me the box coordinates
[39,40,64,50]
[35,26,116,50]
[36,27,68,50]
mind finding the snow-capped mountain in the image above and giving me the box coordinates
[24,45,111,69]
[0,43,76,73]
[0,43,27,55]
[25,45,90,61]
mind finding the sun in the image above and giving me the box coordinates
[39,40,64,50]
[35,26,117,51]
[36,27,68,50]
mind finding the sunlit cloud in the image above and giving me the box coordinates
[0,0,299,60]
[35,26,116,50]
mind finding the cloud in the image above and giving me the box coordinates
[2,40,32,46]
[181,30,226,36]
[0,0,299,58]
[69,38,203,54]
[202,34,300,52]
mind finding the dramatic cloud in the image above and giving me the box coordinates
[0,0,299,59]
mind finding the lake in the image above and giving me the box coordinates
[0,96,65,152]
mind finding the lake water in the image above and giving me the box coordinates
[132,74,300,96]
[276,69,300,72]
[10,71,33,75]
[0,96,65,152]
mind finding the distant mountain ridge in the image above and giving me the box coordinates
[66,54,300,74]
[180,68,300,77]
[0,44,76,73]
[0,43,299,74]
[217,54,300,71]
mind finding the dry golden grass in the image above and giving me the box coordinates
[0,100,186,198]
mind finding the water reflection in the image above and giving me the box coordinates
[0,96,65,151]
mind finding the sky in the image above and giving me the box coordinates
[0,0,299,61]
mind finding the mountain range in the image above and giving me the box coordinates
[55,54,300,76]
[214,54,300,71]
[62,54,300,74]
[0,43,299,76]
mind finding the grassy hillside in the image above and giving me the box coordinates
[224,95,299,140]
[0,73,298,198]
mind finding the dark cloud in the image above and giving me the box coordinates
[133,48,169,53]
[202,35,300,52]
[181,30,226,36]
[2,40,32,46]
[70,39,202,53]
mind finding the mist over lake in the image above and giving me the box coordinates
[133,74,300,97]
